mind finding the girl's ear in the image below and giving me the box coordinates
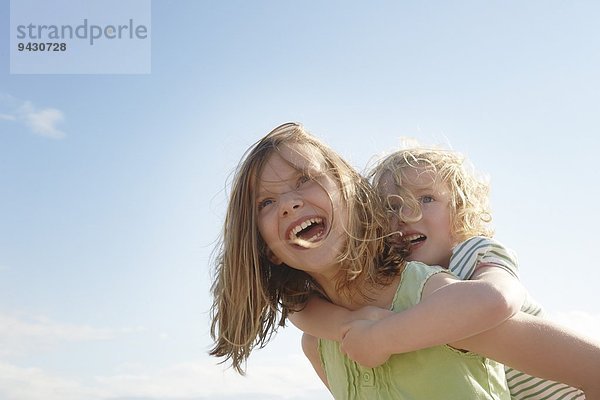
[266,248,282,265]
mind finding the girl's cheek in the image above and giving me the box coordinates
[388,213,400,232]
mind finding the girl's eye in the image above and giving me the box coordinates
[420,195,434,204]
[258,199,274,210]
[296,174,311,188]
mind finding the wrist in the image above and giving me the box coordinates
[369,319,390,354]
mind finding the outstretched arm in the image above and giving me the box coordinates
[452,312,600,399]
[341,269,524,367]
[289,296,352,342]
[289,295,393,342]
[469,263,526,315]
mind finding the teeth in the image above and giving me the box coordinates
[306,233,320,242]
[288,217,323,241]
[404,234,425,243]
[291,233,323,248]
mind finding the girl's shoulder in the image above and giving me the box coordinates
[392,262,452,311]
[450,236,519,279]
[404,260,447,276]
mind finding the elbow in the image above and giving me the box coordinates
[499,281,527,318]
[482,283,525,323]
[489,296,518,323]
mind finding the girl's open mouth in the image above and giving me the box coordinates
[404,233,426,248]
[288,217,327,248]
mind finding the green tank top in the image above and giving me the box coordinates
[318,261,510,400]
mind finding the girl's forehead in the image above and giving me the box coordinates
[276,143,326,171]
[402,165,438,183]
[383,165,437,184]
[253,144,326,187]
[377,166,443,195]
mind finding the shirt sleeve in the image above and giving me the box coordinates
[449,236,519,280]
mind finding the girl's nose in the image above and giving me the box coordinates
[279,194,303,217]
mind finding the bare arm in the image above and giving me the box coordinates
[469,263,526,316]
[341,270,524,366]
[452,312,600,399]
[289,295,392,342]
[289,296,353,342]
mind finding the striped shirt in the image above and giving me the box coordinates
[449,237,585,400]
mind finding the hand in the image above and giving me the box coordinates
[340,319,390,368]
[337,306,393,342]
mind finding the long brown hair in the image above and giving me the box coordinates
[209,123,403,373]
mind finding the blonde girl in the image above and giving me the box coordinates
[210,123,600,399]
[369,147,583,398]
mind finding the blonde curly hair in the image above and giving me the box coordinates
[369,146,493,243]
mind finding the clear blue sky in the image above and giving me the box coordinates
[1,1,599,399]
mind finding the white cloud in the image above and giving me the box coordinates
[0,114,16,121]
[0,362,106,400]
[0,312,135,358]
[0,94,66,139]
[0,355,328,400]
[19,102,66,139]
[0,312,327,400]
[93,354,326,400]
